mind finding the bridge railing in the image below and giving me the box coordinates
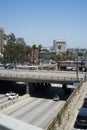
[0,72,83,82]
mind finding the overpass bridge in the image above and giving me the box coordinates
[0,69,84,93]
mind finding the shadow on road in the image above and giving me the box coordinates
[29,84,74,101]
[0,81,74,101]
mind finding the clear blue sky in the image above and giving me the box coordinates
[0,0,87,48]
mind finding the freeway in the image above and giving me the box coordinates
[1,96,65,129]
[0,68,84,129]
[0,83,71,129]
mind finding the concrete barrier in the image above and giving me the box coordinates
[0,94,29,111]
[47,81,83,130]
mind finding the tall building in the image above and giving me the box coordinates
[0,27,4,53]
[53,39,67,55]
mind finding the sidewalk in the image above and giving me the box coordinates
[57,82,87,130]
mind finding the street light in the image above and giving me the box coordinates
[76,48,79,79]
[57,45,61,70]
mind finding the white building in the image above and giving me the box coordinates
[53,40,67,55]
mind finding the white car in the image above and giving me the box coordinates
[8,93,19,100]
[5,91,14,96]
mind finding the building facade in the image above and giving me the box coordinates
[0,27,4,53]
[53,40,67,55]
[30,48,39,64]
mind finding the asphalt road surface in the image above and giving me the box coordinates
[0,84,69,129]
[6,97,65,129]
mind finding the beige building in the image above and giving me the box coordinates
[53,39,67,55]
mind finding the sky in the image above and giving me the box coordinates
[0,0,87,48]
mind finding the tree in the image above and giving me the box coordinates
[16,38,25,45]
[58,45,61,54]
[16,38,26,62]
[7,33,16,44]
[3,33,31,63]
[3,33,16,62]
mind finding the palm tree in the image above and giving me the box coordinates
[58,44,61,54]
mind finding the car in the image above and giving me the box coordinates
[4,63,16,69]
[5,91,14,96]
[75,108,87,128]
[8,93,19,100]
[53,95,60,101]
[82,97,87,108]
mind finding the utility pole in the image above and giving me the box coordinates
[76,48,79,79]
[57,45,61,70]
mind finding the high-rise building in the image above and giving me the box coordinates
[0,27,4,53]
[53,39,67,55]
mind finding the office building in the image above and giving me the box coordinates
[53,40,67,55]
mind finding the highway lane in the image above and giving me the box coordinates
[0,94,21,109]
[0,94,8,104]
[1,96,65,129]
[0,82,74,129]
[31,101,64,129]
[7,98,47,117]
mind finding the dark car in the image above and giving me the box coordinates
[75,108,87,128]
[4,63,16,69]
[82,97,87,108]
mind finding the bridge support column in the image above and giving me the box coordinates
[26,82,29,94]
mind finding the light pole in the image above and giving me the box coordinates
[57,45,61,70]
[76,48,79,79]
